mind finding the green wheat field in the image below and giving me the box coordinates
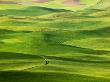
[0,0,110,82]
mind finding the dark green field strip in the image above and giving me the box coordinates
[0,71,110,82]
[49,44,110,55]
[42,27,110,43]
[0,29,32,39]
[0,29,32,33]
[0,62,40,67]
[0,20,38,26]
[0,32,32,41]
[0,52,42,59]
[0,29,16,34]
[0,29,20,40]
[0,6,71,16]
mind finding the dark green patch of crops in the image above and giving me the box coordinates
[0,71,110,82]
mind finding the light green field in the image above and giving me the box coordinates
[0,0,110,82]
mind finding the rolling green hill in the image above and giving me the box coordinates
[0,0,110,82]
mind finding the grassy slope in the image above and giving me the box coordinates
[0,0,99,11]
[0,1,110,82]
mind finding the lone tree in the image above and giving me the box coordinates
[63,0,81,6]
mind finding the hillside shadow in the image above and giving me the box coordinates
[0,71,109,82]
[0,52,41,59]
